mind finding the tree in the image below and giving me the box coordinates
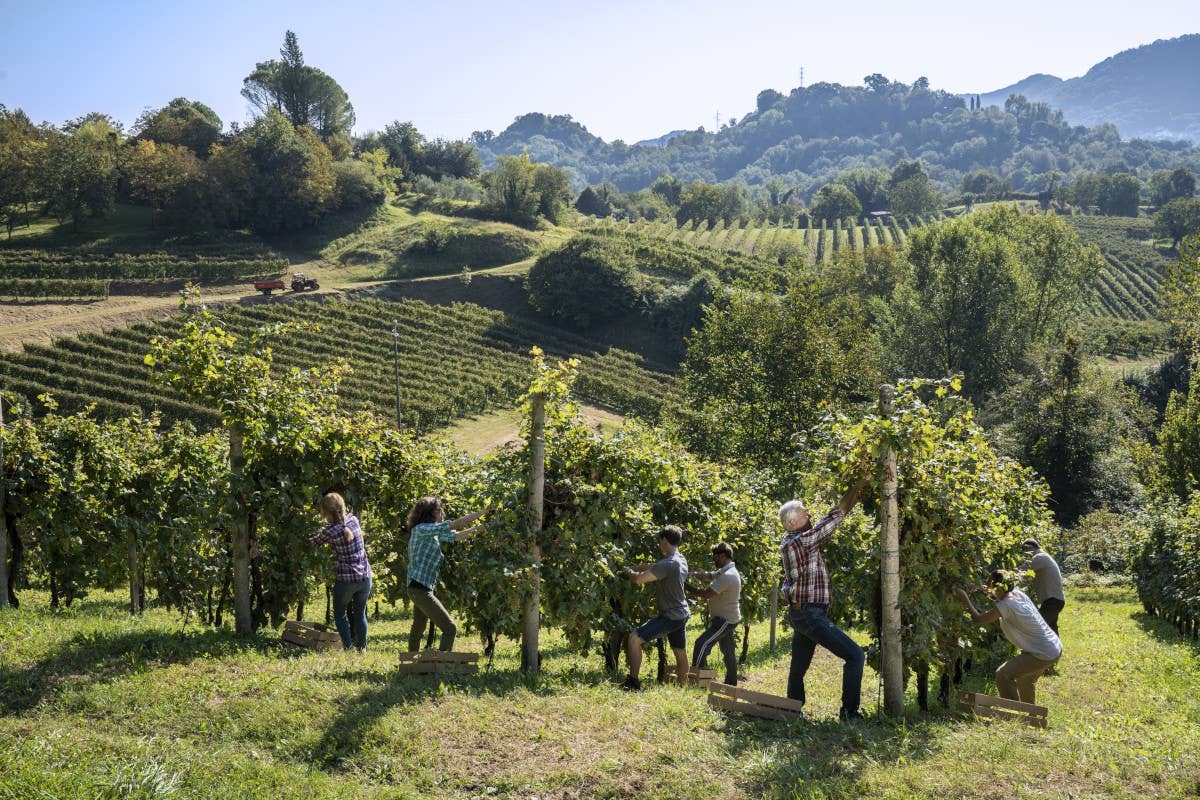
[122,139,205,225]
[990,335,1148,525]
[1162,238,1200,355]
[532,163,573,223]
[837,168,890,213]
[810,183,862,222]
[672,282,879,476]
[526,236,643,327]
[1098,173,1141,216]
[483,153,541,226]
[884,206,1100,397]
[42,128,118,230]
[960,170,1009,201]
[650,174,682,206]
[1155,373,1200,502]
[0,105,46,237]
[1150,167,1196,206]
[574,186,612,217]
[134,98,222,157]
[241,31,355,139]
[1153,198,1200,247]
[889,161,941,216]
[211,109,336,233]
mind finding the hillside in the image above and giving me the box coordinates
[978,34,1200,143]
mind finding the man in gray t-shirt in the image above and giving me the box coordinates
[687,542,742,685]
[621,525,690,691]
[1020,538,1065,634]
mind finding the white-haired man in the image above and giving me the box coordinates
[779,471,870,721]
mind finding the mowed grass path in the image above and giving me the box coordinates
[2,585,1197,799]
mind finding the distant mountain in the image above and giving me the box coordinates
[634,130,691,148]
[976,35,1200,143]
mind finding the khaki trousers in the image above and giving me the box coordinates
[995,651,1057,704]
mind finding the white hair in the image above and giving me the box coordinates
[779,500,808,529]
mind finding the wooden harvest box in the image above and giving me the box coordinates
[281,620,342,650]
[687,669,719,689]
[958,690,1048,729]
[397,650,479,675]
[707,682,805,721]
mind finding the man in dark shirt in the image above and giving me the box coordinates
[621,525,689,690]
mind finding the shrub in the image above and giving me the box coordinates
[527,236,644,328]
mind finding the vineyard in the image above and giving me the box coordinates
[0,295,674,429]
[1065,215,1174,321]
[587,213,944,266]
[0,243,288,299]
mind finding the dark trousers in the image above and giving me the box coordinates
[692,616,739,685]
[1039,597,1064,635]
[408,582,457,651]
[788,603,865,714]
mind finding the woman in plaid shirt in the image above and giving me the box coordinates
[779,470,870,720]
[307,492,373,651]
[405,496,488,652]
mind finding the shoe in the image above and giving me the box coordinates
[619,676,643,692]
[839,708,865,722]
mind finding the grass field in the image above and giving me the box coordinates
[2,583,1196,799]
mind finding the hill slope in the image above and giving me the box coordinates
[978,34,1200,142]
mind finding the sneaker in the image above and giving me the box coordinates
[839,708,865,722]
[619,676,643,692]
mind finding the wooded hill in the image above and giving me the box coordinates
[473,58,1200,197]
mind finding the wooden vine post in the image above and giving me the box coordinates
[0,393,8,610]
[879,384,903,715]
[522,391,545,672]
[229,426,253,634]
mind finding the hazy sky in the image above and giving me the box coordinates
[1,0,1196,143]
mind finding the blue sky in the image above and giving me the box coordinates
[1,0,1195,142]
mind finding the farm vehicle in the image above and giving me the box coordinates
[253,272,320,296]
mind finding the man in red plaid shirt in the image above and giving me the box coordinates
[779,470,870,720]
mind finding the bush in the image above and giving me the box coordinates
[527,236,644,328]
[1059,508,1140,574]
[333,160,386,211]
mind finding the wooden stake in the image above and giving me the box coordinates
[522,392,545,672]
[0,393,8,610]
[880,384,903,715]
[229,426,252,634]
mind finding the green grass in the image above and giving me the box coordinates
[2,584,1197,799]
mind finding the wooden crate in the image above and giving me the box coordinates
[397,650,479,675]
[957,690,1048,729]
[707,682,805,721]
[687,669,719,689]
[281,620,342,650]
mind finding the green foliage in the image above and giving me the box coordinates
[481,154,557,227]
[1131,493,1200,629]
[675,181,748,227]
[526,235,643,328]
[885,206,1101,397]
[805,379,1054,669]
[1161,238,1200,354]
[987,335,1150,525]
[0,277,108,298]
[810,184,862,223]
[1153,198,1200,247]
[332,159,387,211]
[241,31,355,139]
[42,129,119,230]
[1154,371,1200,502]
[1059,508,1139,574]
[212,109,336,234]
[672,281,879,477]
[1149,166,1196,206]
[133,98,222,157]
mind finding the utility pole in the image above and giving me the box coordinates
[391,320,403,431]
[879,384,903,715]
[799,66,805,89]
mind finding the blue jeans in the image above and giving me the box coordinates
[333,578,372,650]
[788,603,864,714]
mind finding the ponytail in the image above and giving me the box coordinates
[321,492,354,543]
